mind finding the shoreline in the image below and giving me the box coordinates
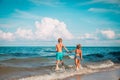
[19,64,120,80]
[0,62,120,80]
[63,68,120,80]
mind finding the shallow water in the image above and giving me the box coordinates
[0,47,120,67]
[0,46,120,80]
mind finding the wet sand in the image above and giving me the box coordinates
[0,65,53,80]
[0,64,120,80]
[63,69,120,80]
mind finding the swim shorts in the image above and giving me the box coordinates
[56,52,63,60]
[75,56,80,60]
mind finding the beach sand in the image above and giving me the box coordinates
[63,69,120,80]
[0,65,53,80]
[0,64,120,80]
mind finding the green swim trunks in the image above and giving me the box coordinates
[56,52,63,60]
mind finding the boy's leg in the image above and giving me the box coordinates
[60,60,64,66]
[60,53,64,66]
[55,60,60,70]
[60,60,66,71]
[55,52,60,70]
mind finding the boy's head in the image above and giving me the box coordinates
[76,44,81,49]
[58,38,62,43]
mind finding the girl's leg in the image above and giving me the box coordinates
[77,60,80,70]
[75,59,77,69]
[78,60,83,69]
[78,60,80,69]
[75,59,79,70]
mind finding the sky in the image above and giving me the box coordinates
[0,0,120,46]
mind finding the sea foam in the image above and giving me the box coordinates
[19,60,119,80]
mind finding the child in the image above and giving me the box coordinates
[75,44,82,70]
[71,44,82,70]
[55,38,69,70]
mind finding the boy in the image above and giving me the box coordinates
[55,38,69,70]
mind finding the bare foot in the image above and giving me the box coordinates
[76,67,79,71]
[55,67,60,71]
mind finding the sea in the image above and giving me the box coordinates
[0,46,120,80]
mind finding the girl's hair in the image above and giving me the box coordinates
[58,38,62,42]
[76,44,81,49]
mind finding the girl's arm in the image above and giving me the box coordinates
[69,50,75,53]
[80,50,82,60]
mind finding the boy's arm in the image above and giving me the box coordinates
[63,45,69,53]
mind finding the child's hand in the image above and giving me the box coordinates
[68,51,73,53]
[81,58,83,61]
[66,51,70,53]
[69,50,75,53]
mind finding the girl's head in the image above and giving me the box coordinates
[58,38,62,43]
[76,44,81,49]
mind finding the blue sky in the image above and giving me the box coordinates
[0,0,120,46]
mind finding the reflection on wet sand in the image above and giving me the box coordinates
[76,75,81,80]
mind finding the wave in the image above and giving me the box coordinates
[0,51,120,63]
[109,51,120,61]
[109,51,120,56]
[82,51,120,63]
[85,60,114,69]
[19,60,120,80]
[85,53,104,58]
[0,52,40,57]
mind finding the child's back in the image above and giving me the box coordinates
[75,49,82,57]
[56,43,63,52]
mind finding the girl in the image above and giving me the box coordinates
[74,44,82,70]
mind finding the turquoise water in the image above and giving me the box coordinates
[0,46,120,80]
[0,46,120,67]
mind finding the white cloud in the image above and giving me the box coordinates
[15,28,34,40]
[0,30,14,41]
[88,8,120,14]
[78,29,117,40]
[34,17,73,40]
[78,33,98,40]
[0,17,73,41]
[100,30,115,39]
[80,0,120,5]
